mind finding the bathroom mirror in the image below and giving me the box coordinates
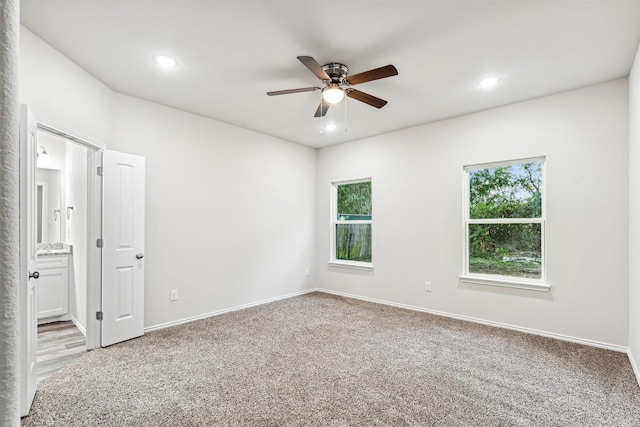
[36,167,62,244]
[36,128,68,245]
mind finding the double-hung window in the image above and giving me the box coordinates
[461,157,548,291]
[330,179,373,270]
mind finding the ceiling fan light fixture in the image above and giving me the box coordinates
[322,84,344,104]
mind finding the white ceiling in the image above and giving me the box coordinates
[20,1,640,148]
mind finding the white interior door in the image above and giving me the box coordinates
[101,150,145,347]
[20,106,38,416]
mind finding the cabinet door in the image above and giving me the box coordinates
[37,257,69,319]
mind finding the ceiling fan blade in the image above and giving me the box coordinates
[346,89,388,109]
[314,98,331,117]
[267,87,319,96]
[345,65,398,86]
[297,56,331,81]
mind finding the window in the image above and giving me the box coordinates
[461,158,548,291]
[330,179,373,270]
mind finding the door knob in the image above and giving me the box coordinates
[29,271,40,280]
[136,253,144,259]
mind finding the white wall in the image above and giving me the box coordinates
[65,142,88,329]
[19,26,113,145]
[317,79,630,347]
[111,94,317,328]
[36,131,67,170]
[628,43,640,372]
[20,26,317,332]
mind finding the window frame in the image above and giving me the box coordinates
[460,157,549,291]
[329,178,374,271]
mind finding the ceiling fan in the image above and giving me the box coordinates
[267,56,398,117]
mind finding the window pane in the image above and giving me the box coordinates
[337,181,371,220]
[469,223,541,279]
[469,162,542,219]
[336,224,372,262]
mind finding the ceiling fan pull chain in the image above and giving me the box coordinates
[320,92,324,134]
[344,96,348,133]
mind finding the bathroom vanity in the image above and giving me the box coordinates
[36,243,72,323]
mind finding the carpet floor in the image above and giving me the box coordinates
[21,292,640,426]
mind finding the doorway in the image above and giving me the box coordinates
[34,120,104,351]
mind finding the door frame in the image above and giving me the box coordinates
[34,115,104,350]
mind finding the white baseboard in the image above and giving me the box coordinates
[144,288,317,333]
[70,315,87,337]
[140,286,638,387]
[628,348,640,388]
[37,313,71,326]
[314,288,629,353]
[144,286,628,353]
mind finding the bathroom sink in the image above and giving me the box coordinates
[37,243,73,256]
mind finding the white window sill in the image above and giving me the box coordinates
[459,275,550,292]
[328,260,374,272]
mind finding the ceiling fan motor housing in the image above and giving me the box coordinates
[322,63,349,84]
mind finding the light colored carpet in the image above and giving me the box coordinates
[21,292,640,426]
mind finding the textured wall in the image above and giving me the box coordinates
[0,0,21,424]
[628,42,640,377]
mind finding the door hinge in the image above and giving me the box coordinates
[96,311,103,321]
[97,166,104,176]
[96,238,104,248]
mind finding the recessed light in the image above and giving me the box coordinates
[325,123,337,132]
[478,76,500,88]
[154,55,177,68]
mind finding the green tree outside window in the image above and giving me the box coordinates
[335,181,372,262]
[467,161,543,279]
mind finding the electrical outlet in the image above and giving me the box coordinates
[170,290,178,301]
[425,282,432,292]
[305,269,310,277]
